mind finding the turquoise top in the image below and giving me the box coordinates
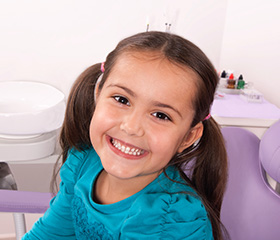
[23,147,213,239]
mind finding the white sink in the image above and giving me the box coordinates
[0,81,66,138]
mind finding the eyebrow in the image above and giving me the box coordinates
[107,84,136,97]
[107,83,182,118]
[151,101,183,118]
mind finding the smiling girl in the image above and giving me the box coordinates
[23,31,228,240]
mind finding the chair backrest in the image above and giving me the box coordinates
[260,120,280,187]
[221,126,280,240]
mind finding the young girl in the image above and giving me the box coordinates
[23,31,228,240]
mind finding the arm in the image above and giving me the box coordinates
[22,149,87,240]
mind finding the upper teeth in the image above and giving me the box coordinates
[112,139,144,156]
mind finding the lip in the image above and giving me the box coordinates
[106,135,148,160]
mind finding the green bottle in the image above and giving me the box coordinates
[237,74,245,89]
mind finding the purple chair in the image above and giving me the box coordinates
[0,189,52,239]
[259,120,280,194]
[221,122,280,240]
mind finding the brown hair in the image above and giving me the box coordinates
[53,31,228,239]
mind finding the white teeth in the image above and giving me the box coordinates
[125,147,130,154]
[111,139,144,156]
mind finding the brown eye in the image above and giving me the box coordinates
[113,96,130,106]
[152,112,171,121]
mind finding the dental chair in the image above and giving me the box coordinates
[221,120,280,240]
[0,187,52,239]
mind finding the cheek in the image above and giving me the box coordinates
[89,103,118,140]
[89,116,98,149]
[89,106,106,144]
[148,127,186,156]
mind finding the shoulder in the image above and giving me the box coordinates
[122,192,213,239]
[60,147,100,189]
[132,191,209,223]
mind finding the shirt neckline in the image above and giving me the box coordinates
[89,165,178,214]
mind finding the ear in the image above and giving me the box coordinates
[177,122,204,153]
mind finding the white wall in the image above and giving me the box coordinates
[220,0,280,107]
[0,0,227,98]
[1,1,280,106]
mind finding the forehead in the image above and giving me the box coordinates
[111,51,198,85]
[106,51,198,110]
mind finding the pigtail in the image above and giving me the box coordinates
[191,117,228,239]
[51,63,102,193]
[59,63,102,163]
[193,117,227,213]
[171,117,228,240]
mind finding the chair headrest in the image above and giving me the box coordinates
[259,120,280,182]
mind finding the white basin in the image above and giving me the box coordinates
[0,81,66,138]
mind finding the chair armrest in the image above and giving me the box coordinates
[0,189,53,213]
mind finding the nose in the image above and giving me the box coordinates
[120,110,145,137]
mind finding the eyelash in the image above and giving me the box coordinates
[112,95,172,122]
[152,112,171,121]
[113,95,130,106]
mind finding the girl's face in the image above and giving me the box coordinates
[90,52,203,183]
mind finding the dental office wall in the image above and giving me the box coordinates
[0,0,279,237]
[1,0,279,107]
[0,0,227,98]
[219,0,280,107]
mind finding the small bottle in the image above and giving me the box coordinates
[221,70,227,78]
[237,74,245,89]
[227,73,236,89]
[219,70,227,88]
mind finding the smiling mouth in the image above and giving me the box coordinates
[110,138,145,156]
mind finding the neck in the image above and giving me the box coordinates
[94,170,160,204]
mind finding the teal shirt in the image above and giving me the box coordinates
[23,147,213,239]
